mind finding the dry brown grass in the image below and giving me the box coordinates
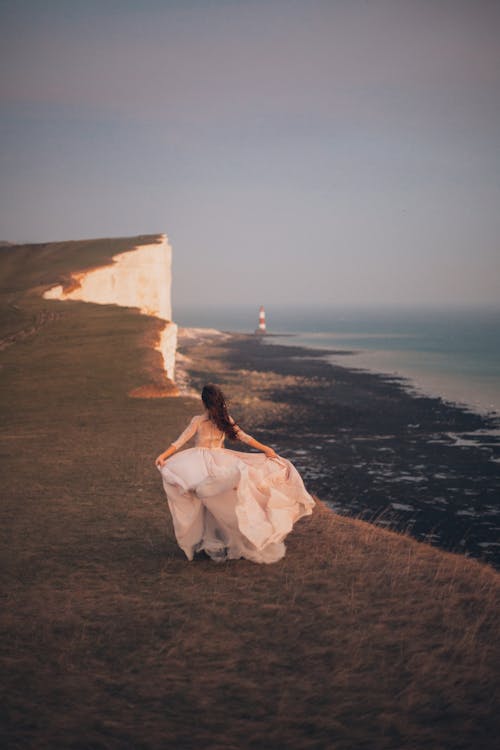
[2,493,499,749]
[1,238,499,749]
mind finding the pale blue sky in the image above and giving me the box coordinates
[1,0,499,308]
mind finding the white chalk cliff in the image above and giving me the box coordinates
[43,234,177,382]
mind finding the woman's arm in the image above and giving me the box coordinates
[231,418,278,458]
[241,433,278,458]
[155,415,199,467]
[155,443,177,467]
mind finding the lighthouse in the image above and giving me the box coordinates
[255,305,266,335]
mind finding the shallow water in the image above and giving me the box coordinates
[176,304,500,417]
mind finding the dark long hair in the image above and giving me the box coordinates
[201,384,239,441]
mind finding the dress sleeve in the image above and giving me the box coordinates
[171,415,200,450]
[229,416,254,445]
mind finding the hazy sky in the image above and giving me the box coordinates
[1,0,499,308]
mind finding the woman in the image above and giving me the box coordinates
[155,384,315,564]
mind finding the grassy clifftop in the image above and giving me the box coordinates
[0,233,162,294]
[0,234,162,341]
[1,239,499,749]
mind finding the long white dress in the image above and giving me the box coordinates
[157,414,315,563]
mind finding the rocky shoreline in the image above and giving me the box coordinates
[177,329,500,569]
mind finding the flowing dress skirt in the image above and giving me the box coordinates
[158,447,315,563]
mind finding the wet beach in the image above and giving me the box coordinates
[178,329,500,569]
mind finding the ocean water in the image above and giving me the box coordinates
[175,305,500,418]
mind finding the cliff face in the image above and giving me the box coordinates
[43,234,177,382]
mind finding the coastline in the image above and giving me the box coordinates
[3,238,499,748]
[265,331,500,420]
[2,282,499,748]
[177,328,500,569]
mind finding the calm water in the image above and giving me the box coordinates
[175,305,500,417]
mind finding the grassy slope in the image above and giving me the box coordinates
[1,238,499,750]
[0,234,162,340]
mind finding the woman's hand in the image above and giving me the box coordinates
[264,448,278,459]
[155,444,177,468]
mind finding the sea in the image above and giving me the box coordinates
[175,304,500,419]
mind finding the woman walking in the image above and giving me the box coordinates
[156,384,315,563]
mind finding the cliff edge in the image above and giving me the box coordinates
[42,233,177,384]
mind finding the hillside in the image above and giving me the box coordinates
[1,238,499,749]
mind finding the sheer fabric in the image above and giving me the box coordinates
[158,413,315,564]
[171,414,253,450]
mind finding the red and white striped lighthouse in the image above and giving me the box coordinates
[255,305,266,334]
